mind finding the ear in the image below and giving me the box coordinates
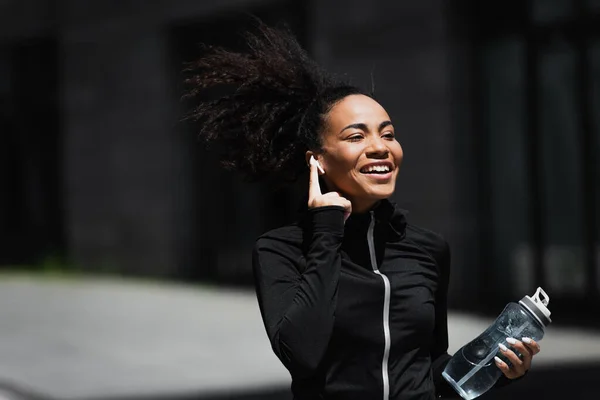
[305,151,314,168]
[305,151,325,174]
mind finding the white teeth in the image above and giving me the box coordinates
[363,165,390,173]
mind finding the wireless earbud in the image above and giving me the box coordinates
[309,155,325,174]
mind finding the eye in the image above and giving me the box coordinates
[347,134,363,142]
[382,131,395,139]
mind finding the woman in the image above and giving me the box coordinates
[185,20,540,400]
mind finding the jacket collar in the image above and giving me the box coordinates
[298,196,408,241]
[344,198,407,241]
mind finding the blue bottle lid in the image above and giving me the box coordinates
[519,287,552,327]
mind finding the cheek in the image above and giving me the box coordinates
[393,143,404,166]
[323,147,361,172]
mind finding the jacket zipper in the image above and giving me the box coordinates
[368,211,391,400]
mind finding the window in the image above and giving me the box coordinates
[0,38,63,266]
[483,38,534,295]
[533,0,574,23]
[474,2,600,314]
[538,40,586,294]
[592,40,600,292]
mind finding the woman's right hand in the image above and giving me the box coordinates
[308,157,352,220]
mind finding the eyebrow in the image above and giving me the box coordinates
[339,120,393,134]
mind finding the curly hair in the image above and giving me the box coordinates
[183,19,369,183]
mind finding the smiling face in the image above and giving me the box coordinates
[311,94,403,213]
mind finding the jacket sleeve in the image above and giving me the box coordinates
[252,206,345,378]
[430,240,458,398]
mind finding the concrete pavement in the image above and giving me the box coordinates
[0,275,599,399]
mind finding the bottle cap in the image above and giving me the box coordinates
[519,287,552,327]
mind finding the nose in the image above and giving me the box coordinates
[365,136,389,159]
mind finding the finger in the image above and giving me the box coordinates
[521,337,541,355]
[323,191,343,198]
[308,156,322,200]
[498,343,524,369]
[343,211,351,222]
[494,356,517,379]
[322,193,352,213]
[506,338,533,358]
[324,193,351,206]
[505,338,533,370]
[342,199,352,217]
[342,199,352,211]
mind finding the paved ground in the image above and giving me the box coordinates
[0,275,599,400]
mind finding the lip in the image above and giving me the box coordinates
[363,171,393,181]
[359,161,395,173]
[359,161,395,182]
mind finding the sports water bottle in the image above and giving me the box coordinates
[442,287,551,399]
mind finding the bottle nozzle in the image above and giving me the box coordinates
[520,286,552,326]
[533,287,550,307]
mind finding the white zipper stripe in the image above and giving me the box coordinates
[367,212,391,400]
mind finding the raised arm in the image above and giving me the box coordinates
[252,156,352,377]
[253,206,345,377]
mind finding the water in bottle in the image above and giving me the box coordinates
[442,287,551,399]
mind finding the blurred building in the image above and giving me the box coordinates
[0,0,599,324]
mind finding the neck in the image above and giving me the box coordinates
[351,199,381,214]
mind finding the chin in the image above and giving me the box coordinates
[373,193,393,201]
[365,188,394,200]
[375,183,396,195]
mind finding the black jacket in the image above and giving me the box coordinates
[252,200,508,399]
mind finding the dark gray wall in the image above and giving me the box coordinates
[0,0,479,302]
